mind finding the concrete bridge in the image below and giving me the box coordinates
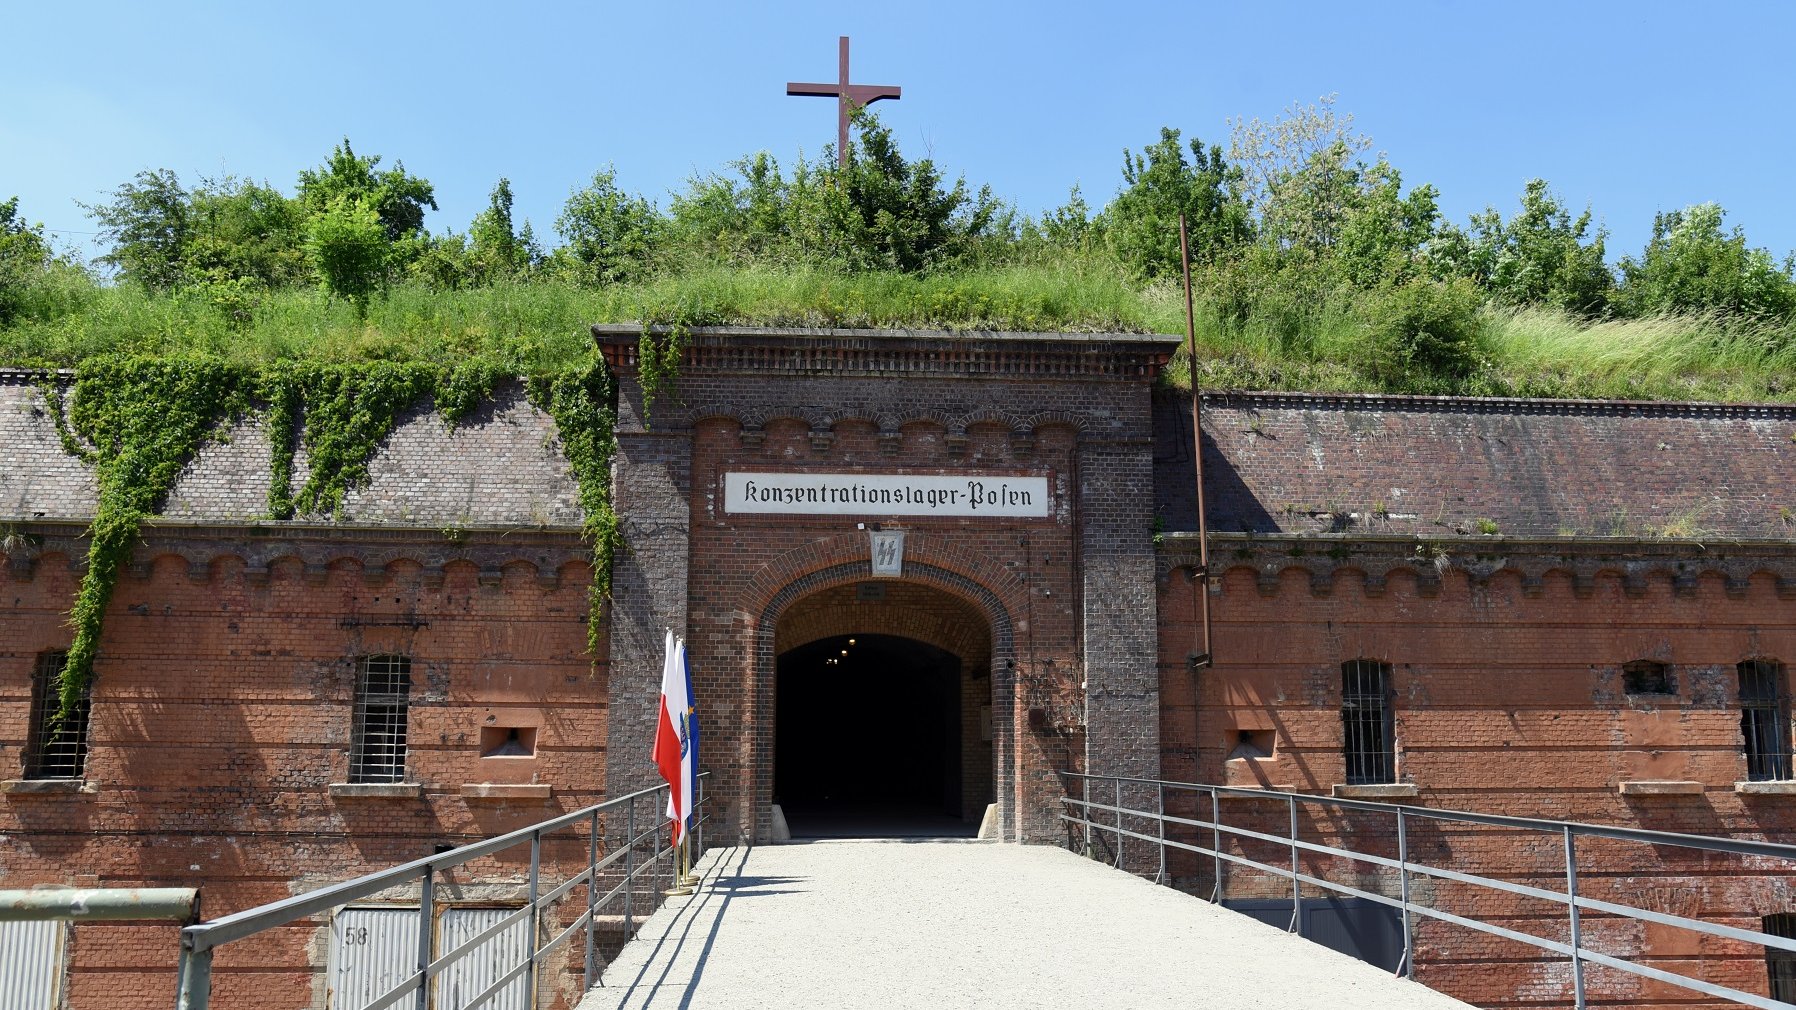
[582,839,1469,1010]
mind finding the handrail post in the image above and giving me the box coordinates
[624,797,636,935]
[1210,789,1222,903]
[696,774,706,863]
[174,938,212,1010]
[526,830,542,999]
[1564,826,1586,1009]
[415,865,434,1010]
[1396,808,1414,979]
[1114,778,1125,869]
[653,797,664,897]
[1082,777,1093,857]
[1287,794,1301,933]
[585,811,599,988]
[1155,782,1167,886]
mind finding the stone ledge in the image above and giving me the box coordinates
[1331,783,1421,800]
[1736,780,1796,795]
[1,778,97,795]
[460,783,552,801]
[1619,780,1704,796]
[328,782,423,799]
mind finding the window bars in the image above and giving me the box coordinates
[25,651,89,779]
[1740,659,1792,782]
[349,654,412,784]
[1341,659,1394,785]
[1767,914,1796,1003]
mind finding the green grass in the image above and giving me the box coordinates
[4,264,1794,404]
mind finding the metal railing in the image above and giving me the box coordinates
[175,773,709,1010]
[1061,771,1796,1010]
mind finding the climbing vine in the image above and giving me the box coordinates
[262,358,504,519]
[54,355,254,715]
[44,352,614,706]
[527,354,618,652]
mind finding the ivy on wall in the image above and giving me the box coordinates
[41,353,613,712]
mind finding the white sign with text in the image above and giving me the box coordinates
[724,472,1051,518]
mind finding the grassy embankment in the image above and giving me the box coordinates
[3,262,1793,403]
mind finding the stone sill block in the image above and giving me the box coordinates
[329,782,423,799]
[461,783,552,801]
[1331,783,1421,800]
[1736,781,1796,795]
[2,779,97,795]
[1618,780,1704,796]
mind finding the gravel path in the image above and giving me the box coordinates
[582,840,1471,1010]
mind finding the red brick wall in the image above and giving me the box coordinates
[0,527,601,1009]
[1159,537,1796,1008]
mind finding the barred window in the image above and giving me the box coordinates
[350,655,412,784]
[1740,659,1792,782]
[25,651,90,779]
[1765,913,1796,1002]
[1342,659,1395,785]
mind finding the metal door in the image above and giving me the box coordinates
[436,907,531,1010]
[328,907,419,1010]
[0,919,65,1010]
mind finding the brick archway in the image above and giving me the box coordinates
[752,562,1018,842]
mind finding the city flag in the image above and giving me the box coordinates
[651,630,693,845]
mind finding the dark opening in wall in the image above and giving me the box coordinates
[1228,729,1275,760]
[480,725,537,758]
[1623,660,1674,696]
[1765,913,1796,1002]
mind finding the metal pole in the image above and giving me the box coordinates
[624,797,636,935]
[585,811,599,987]
[415,866,434,1010]
[174,940,212,1010]
[1083,777,1093,857]
[1564,826,1586,1009]
[526,830,541,999]
[1178,213,1213,670]
[1210,790,1223,903]
[1155,783,1167,886]
[1114,778,1125,869]
[1396,808,1415,979]
[1288,794,1301,933]
[653,802,663,897]
[695,774,705,863]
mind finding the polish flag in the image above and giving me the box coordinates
[652,631,693,846]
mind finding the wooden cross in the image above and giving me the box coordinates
[786,36,902,167]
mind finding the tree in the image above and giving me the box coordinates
[1228,94,1373,255]
[668,152,792,262]
[297,139,437,243]
[1440,179,1612,315]
[1101,128,1251,278]
[306,195,388,315]
[826,111,999,272]
[468,178,539,281]
[83,168,191,290]
[553,168,659,286]
[1615,203,1796,320]
[0,196,56,325]
[1334,163,1440,289]
[185,175,310,289]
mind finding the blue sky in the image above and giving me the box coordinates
[5,1,1792,265]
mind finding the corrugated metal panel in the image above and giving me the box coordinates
[437,907,531,1010]
[0,919,65,1010]
[328,907,420,1010]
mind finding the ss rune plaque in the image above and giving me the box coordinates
[870,529,905,577]
[723,472,1051,518]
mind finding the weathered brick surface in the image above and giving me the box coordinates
[1156,389,1796,539]
[1,371,580,527]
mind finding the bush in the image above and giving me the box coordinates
[1359,276,1484,390]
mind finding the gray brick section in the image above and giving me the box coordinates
[1155,389,1796,539]
[0,372,581,529]
[0,371,97,519]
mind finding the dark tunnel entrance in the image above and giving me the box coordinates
[775,633,975,838]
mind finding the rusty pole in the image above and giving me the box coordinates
[1179,215,1213,670]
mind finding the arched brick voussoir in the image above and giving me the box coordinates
[954,408,1030,434]
[739,532,1030,634]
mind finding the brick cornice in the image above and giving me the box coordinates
[1159,532,1796,599]
[592,324,1180,382]
[1200,388,1796,420]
